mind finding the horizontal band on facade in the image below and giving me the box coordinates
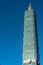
[23,59,39,64]
[24,50,37,52]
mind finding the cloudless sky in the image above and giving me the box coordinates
[0,0,43,65]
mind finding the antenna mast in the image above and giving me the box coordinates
[28,0,32,10]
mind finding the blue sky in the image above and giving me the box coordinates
[0,0,43,65]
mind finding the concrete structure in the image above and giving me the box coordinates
[22,4,40,65]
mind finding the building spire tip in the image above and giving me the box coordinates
[28,0,32,10]
[28,3,32,10]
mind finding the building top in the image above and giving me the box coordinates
[28,3,32,10]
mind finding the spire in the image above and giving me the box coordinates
[28,3,32,10]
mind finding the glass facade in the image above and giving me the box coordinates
[22,5,40,65]
[23,62,37,65]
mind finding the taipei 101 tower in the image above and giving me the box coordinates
[22,2,40,65]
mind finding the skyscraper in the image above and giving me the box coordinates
[22,4,40,65]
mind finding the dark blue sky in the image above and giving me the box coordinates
[0,0,43,65]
